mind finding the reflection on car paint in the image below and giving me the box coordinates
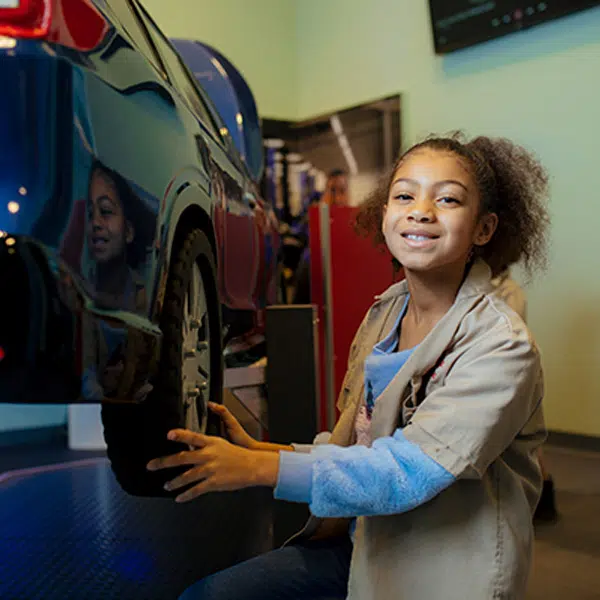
[83,161,151,314]
[0,4,280,405]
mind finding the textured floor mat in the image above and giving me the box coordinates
[0,459,273,600]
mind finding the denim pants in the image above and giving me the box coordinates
[178,535,352,600]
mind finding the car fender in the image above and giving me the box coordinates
[151,180,217,322]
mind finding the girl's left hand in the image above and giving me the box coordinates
[146,429,280,503]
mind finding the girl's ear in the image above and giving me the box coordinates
[381,203,388,236]
[474,212,498,247]
[125,220,135,245]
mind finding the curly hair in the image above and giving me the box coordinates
[355,133,550,277]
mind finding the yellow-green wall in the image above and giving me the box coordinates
[294,1,600,436]
[143,0,298,119]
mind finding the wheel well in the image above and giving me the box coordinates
[172,205,217,265]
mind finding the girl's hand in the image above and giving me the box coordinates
[208,401,258,449]
[146,429,279,503]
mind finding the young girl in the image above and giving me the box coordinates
[148,133,550,600]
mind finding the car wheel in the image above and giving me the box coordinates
[102,228,223,497]
[162,228,223,437]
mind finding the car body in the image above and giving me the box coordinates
[0,0,279,493]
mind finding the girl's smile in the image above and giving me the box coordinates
[383,149,497,275]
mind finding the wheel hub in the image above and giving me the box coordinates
[182,262,211,433]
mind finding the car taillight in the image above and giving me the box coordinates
[0,0,108,51]
[0,0,51,38]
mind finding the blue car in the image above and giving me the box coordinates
[0,0,280,495]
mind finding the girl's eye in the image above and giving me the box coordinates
[438,196,459,205]
[394,193,413,202]
[100,208,115,217]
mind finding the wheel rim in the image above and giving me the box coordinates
[182,261,211,434]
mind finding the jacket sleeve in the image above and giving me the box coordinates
[402,321,544,479]
[492,276,528,322]
[292,431,332,454]
[274,429,455,517]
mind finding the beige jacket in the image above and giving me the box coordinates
[491,269,527,321]
[294,259,545,600]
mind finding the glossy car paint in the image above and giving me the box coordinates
[0,0,279,404]
[170,39,265,184]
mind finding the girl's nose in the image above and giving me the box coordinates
[408,198,435,222]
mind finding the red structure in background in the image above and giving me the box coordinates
[309,204,403,431]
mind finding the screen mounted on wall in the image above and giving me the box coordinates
[429,1,600,54]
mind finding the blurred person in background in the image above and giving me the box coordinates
[320,168,349,207]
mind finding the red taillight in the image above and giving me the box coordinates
[0,0,108,51]
[0,0,51,39]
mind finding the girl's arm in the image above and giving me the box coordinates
[274,429,454,515]
[252,441,294,452]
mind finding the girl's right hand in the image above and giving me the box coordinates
[208,402,258,450]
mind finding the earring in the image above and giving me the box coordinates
[467,247,475,261]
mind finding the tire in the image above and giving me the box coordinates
[101,228,223,497]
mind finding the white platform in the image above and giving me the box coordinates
[67,404,107,451]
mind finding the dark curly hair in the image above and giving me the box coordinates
[355,132,550,277]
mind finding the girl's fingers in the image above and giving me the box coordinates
[208,402,237,424]
[208,402,230,418]
[175,479,213,503]
[167,429,209,446]
[164,465,207,492]
[147,449,198,471]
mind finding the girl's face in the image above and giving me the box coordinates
[87,170,133,264]
[382,149,497,275]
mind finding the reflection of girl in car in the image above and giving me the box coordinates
[85,160,147,313]
[81,161,154,402]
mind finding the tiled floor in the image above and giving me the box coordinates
[1,439,599,599]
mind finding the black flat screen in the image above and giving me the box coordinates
[429,1,600,54]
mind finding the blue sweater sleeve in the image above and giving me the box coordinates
[274,428,455,518]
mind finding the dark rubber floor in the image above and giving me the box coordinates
[0,458,273,600]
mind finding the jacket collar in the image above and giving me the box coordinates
[375,258,493,303]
